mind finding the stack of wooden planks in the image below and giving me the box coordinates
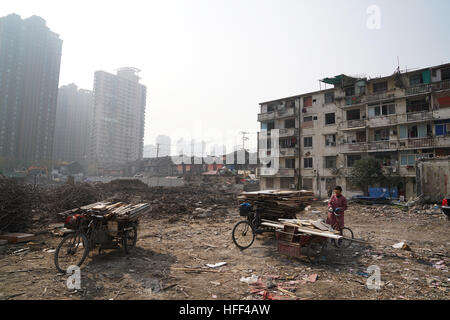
[238,190,314,220]
[58,201,150,222]
[261,218,342,240]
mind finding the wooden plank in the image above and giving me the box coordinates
[0,233,35,244]
[261,222,284,229]
[280,223,342,240]
[311,220,332,231]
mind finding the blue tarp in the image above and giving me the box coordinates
[368,187,398,199]
[352,187,399,202]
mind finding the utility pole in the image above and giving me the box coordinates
[156,144,160,158]
[240,131,250,151]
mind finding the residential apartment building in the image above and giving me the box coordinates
[90,67,147,166]
[53,84,93,163]
[0,14,62,167]
[257,63,450,199]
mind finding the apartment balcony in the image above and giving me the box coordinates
[432,79,450,91]
[406,111,433,122]
[279,148,298,157]
[258,112,275,122]
[276,107,295,119]
[434,135,450,147]
[279,128,299,138]
[340,142,368,153]
[259,167,295,177]
[367,115,399,127]
[405,83,432,96]
[365,91,396,103]
[341,119,367,130]
[368,140,398,152]
[344,95,363,106]
[398,137,435,149]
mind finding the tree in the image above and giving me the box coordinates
[349,157,385,195]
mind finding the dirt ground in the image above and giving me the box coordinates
[0,202,448,300]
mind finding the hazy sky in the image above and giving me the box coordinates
[1,0,449,153]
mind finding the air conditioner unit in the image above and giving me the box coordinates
[289,184,296,189]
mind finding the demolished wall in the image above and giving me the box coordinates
[416,157,450,203]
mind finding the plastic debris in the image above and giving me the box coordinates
[206,262,227,268]
[240,275,259,284]
[392,241,411,251]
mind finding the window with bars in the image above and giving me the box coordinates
[304,158,313,168]
[324,92,335,104]
[324,156,337,169]
[325,113,335,125]
[303,137,313,148]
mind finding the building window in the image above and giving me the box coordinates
[284,118,295,129]
[304,158,313,168]
[442,67,450,81]
[374,128,390,141]
[304,137,313,148]
[346,109,361,120]
[435,122,450,136]
[303,96,312,107]
[324,92,334,104]
[302,178,313,190]
[324,156,337,169]
[303,116,313,122]
[345,86,355,97]
[409,74,423,86]
[285,158,295,169]
[280,137,297,148]
[373,81,388,94]
[325,113,335,125]
[325,134,336,147]
[347,155,362,167]
[286,100,295,109]
[407,98,429,113]
[369,102,396,117]
[400,153,433,166]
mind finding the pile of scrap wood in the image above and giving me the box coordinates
[238,190,314,220]
[58,201,150,222]
[267,218,342,239]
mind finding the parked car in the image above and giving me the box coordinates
[442,198,450,220]
[133,173,144,178]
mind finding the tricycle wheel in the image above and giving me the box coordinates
[123,226,137,254]
[332,227,354,249]
[54,232,89,274]
[232,220,255,250]
[307,236,326,262]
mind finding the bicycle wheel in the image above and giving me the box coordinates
[232,220,255,250]
[333,227,354,249]
[54,232,89,273]
[307,236,326,262]
[123,226,137,254]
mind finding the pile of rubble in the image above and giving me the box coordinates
[0,178,39,232]
[0,178,242,232]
